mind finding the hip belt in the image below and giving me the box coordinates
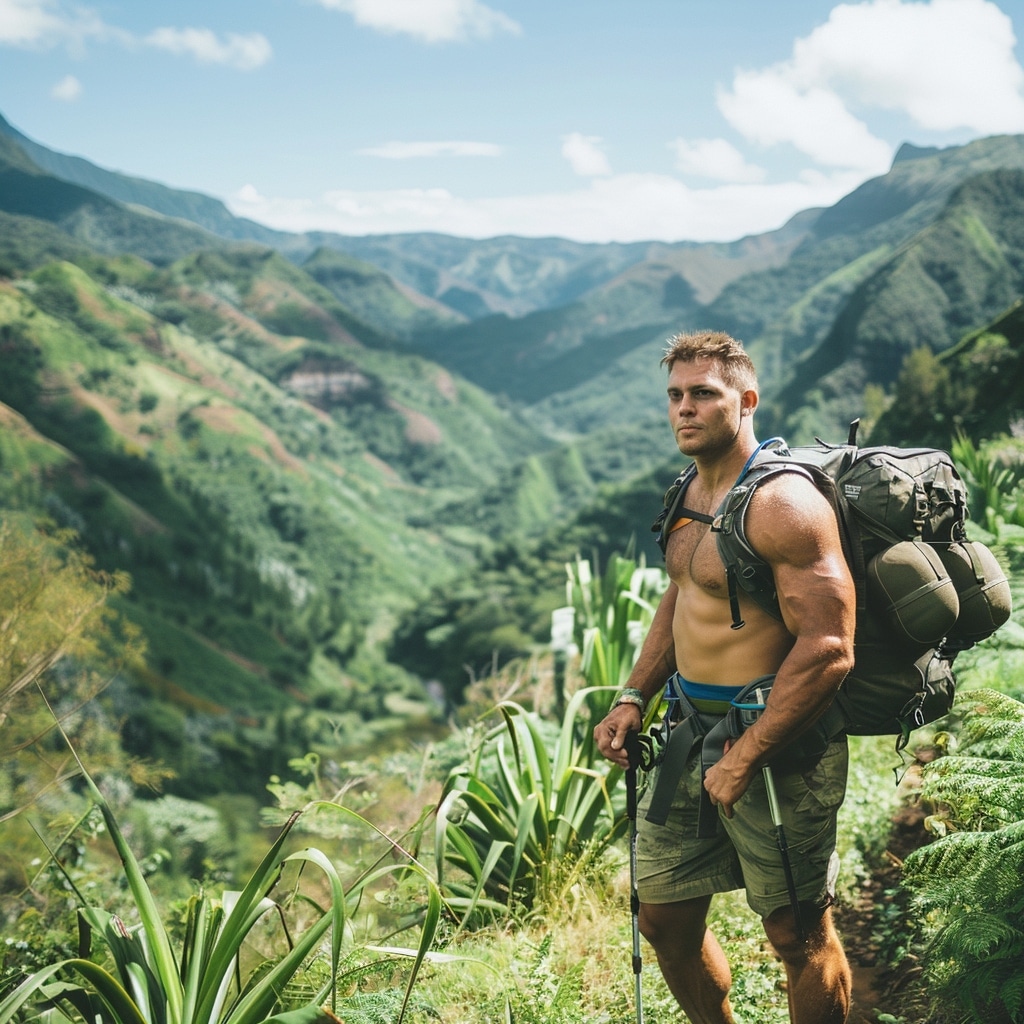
[643,674,829,839]
[645,674,775,838]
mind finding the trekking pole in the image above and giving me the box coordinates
[624,730,645,1024]
[762,763,805,942]
[751,685,805,943]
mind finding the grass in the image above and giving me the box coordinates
[401,728,908,1024]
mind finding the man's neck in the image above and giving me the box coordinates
[692,436,759,496]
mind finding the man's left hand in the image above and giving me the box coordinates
[703,740,754,817]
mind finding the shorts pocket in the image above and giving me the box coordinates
[791,739,848,816]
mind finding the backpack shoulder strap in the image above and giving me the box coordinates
[712,458,818,628]
[712,430,868,629]
[653,463,712,554]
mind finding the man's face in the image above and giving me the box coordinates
[666,358,749,458]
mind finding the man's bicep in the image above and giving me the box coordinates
[771,553,854,640]
[747,481,855,637]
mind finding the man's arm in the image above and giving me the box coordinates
[593,580,678,768]
[704,475,855,814]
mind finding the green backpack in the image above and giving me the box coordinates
[653,422,1012,746]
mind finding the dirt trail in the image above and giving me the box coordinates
[837,803,934,1024]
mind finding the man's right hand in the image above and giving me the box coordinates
[594,703,643,768]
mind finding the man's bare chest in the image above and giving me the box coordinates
[665,520,727,595]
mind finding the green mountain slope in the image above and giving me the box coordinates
[0,134,224,265]
[0,246,559,792]
[410,223,814,411]
[318,221,813,318]
[301,246,463,339]
[0,111,286,247]
[870,298,1024,448]
[771,167,1024,440]
[705,137,1024,385]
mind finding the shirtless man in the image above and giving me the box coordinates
[594,331,856,1024]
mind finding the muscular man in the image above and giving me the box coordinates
[594,331,856,1024]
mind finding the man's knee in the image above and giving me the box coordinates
[763,903,828,960]
[763,902,848,966]
[639,897,712,956]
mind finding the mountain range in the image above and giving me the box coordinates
[1,110,1023,794]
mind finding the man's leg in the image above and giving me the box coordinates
[762,903,851,1024]
[639,894,736,1024]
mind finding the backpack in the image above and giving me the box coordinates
[652,420,1012,747]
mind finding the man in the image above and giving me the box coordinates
[594,331,856,1024]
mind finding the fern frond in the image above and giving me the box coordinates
[903,819,1024,912]
[954,688,1024,726]
[957,717,1024,762]
[1001,970,1024,1017]
[919,756,1024,825]
[928,946,1024,1024]
[926,911,1022,963]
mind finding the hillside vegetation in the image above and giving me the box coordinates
[3,111,1024,1024]
[1,112,1023,789]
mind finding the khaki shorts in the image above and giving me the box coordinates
[635,737,848,918]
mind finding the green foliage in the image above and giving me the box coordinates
[872,298,1024,449]
[901,689,1024,1023]
[1,736,454,1024]
[0,519,148,819]
[388,470,671,699]
[564,554,666,691]
[431,690,623,922]
[951,431,1024,540]
[428,553,664,922]
[1,759,342,1024]
[503,933,584,1024]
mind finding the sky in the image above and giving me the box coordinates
[2,0,1024,244]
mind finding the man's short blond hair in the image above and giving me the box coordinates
[661,330,758,393]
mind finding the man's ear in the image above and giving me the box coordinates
[741,389,758,416]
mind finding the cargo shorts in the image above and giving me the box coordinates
[635,736,848,919]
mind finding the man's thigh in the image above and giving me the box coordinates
[725,738,849,918]
[635,737,848,912]
[635,752,744,904]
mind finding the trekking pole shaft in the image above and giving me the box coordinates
[762,764,806,942]
[625,735,645,1024]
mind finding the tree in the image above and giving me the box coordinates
[0,517,145,821]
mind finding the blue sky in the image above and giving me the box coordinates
[2,0,1024,243]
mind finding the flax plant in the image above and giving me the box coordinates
[0,729,446,1024]
[431,554,667,925]
[433,687,624,923]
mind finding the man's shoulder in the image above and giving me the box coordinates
[742,462,828,508]
[741,468,839,546]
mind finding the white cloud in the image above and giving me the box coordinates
[0,0,63,45]
[561,133,611,177]
[670,137,766,183]
[717,0,1024,171]
[50,73,81,100]
[792,0,1024,134]
[0,0,109,48]
[0,1,271,71]
[313,0,520,43]
[144,27,271,70]
[358,140,502,159]
[228,167,868,244]
[719,71,893,173]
